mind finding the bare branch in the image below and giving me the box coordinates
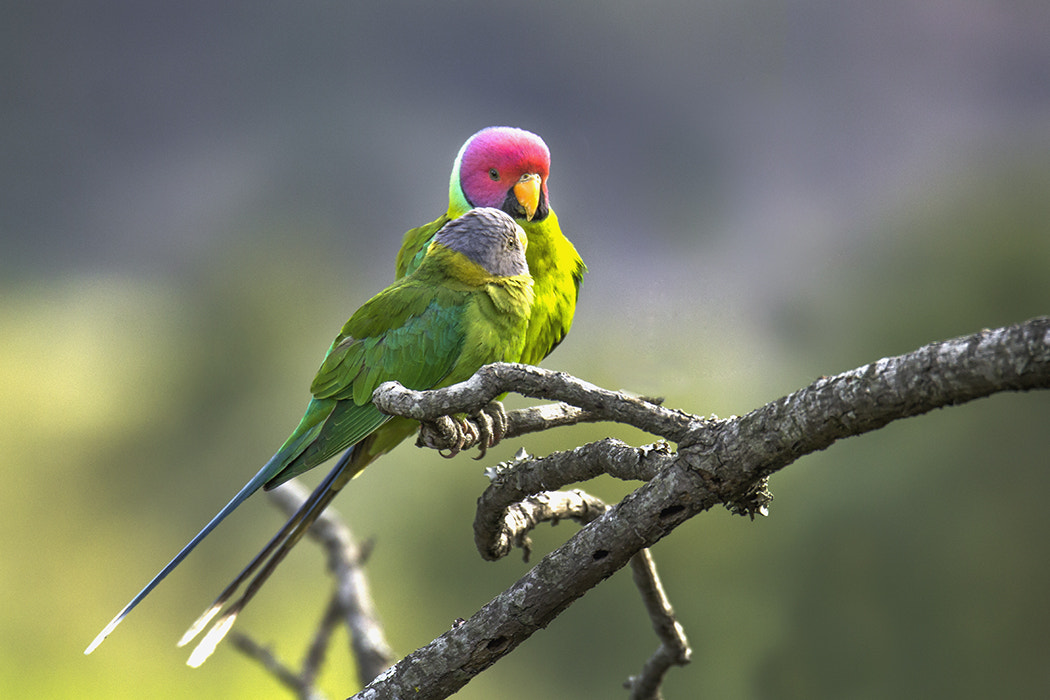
[475,441,675,561]
[299,591,347,689]
[674,317,1050,509]
[442,473,694,699]
[232,481,395,694]
[504,401,603,437]
[480,478,692,697]
[483,488,609,562]
[624,548,692,700]
[229,632,326,700]
[352,317,1050,700]
[373,364,700,442]
[264,481,396,686]
[417,401,603,454]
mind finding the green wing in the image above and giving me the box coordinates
[264,283,467,487]
[395,215,448,279]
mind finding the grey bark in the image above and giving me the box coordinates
[351,317,1050,699]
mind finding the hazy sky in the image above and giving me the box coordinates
[4,1,1048,333]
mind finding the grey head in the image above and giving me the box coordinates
[433,207,529,277]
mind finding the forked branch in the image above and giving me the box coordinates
[351,317,1049,699]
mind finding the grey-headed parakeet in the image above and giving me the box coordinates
[86,207,533,656]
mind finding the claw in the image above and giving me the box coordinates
[489,401,508,443]
[438,446,459,459]
[473,409,494,460]
[436,416,472,458]
[419,415,458,454]
[471,401,508,459]
[418,401,509,458]
[457,416,479,450]
[477,401,509,459]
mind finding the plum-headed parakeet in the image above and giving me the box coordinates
[86,207,534,656]
[399,126,585,366]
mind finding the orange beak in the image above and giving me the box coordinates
[513,173,542,222]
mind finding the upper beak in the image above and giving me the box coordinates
[513,173,542,222]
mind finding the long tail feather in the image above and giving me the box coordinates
[85,454,287,655]
[186,611,239,668]
[177,448,352,648]
[182,447,361,665]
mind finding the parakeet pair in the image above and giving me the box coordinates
[86,126,585,660]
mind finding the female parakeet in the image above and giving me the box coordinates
[86,207,534,655]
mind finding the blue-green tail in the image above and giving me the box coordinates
[84,397,338,654]
[84,447,300,654]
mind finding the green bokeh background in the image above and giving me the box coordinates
[3,2,1049,698]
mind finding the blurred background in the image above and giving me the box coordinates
[3,2,1049,698]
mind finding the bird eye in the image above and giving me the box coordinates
[488,168,499,181]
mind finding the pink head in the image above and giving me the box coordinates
[450,127,551,222]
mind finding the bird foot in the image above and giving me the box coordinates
[416,401,508,459]
[470,401,508,460]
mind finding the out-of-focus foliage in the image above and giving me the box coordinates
[3,2,1049,698]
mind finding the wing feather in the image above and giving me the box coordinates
[266,293,468,486]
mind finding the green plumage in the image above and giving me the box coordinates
[309,127,587,486]
[88,127,583,661]
[398,206,584,365]
[85,207,533,655]
[266,234,534,486]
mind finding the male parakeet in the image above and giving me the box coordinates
[399,126,585,365]
[86,207,534,656]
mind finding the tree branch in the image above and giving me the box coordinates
[230,632,325,700]
[679,317,1050,509]
[474,440,674,561]
[374,363,700,443]
[473,479,692,697]
[352,317,1049,699]
[233,480,395,695]
[415,400,605,453]
[625,548,692,700]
